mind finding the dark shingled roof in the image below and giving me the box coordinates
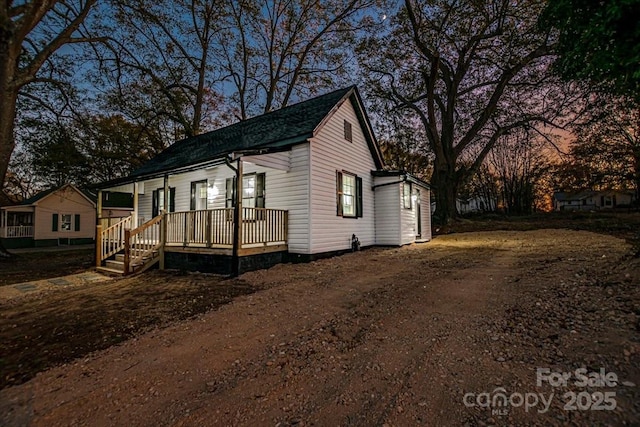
[128,86,358,181]
[17,185,97,206]
[20,187,58,205]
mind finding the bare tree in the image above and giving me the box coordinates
[216,0,380,120]
[0,1,98,191]
[359,0,574,223]
[489,130,551,214]
[95,0,224,138]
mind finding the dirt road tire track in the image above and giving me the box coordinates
[1,230,638,426]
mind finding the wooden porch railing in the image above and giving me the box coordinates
[166,208,234,247]
[2,225,34,238]
[165,207,288,248]
[241,207,288,245]
[96,216,132,265]
[123,214,163,274]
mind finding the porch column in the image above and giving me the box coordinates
[97,190,103,221]
[132,182,139,226]
[159,174,169,270]
[96,189,103,267]
[232,158,243,276]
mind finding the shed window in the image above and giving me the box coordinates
[403,182,412,209]
[336,171,363,218]
[344,120,353,142]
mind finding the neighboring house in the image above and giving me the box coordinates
[95,86,432,275]
[0,184,96,249]
[553,190,636,211]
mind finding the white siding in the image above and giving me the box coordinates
[399,183,415,245]
[243,151,290,171]
[400,183,432,245]
[309,99,377,253]
[373,177,401,245]
[103,144,311,253]
[420,188,432,241]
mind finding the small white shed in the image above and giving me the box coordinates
[373,171,431,246]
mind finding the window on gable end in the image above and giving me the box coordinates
[344,120,353,142]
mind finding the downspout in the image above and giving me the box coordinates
[224,155,242,277]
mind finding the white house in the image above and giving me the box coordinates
[553,190,636,211]
[0,184,96,249]
[95,86,431,275]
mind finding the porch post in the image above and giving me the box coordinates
[132,182,139,227]
[159,174,169,270]
[232,158,243,276]
[96,189,103,266]
[97,189,103,221]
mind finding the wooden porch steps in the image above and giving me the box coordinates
[97,250,160,276]
[96,266,127,275]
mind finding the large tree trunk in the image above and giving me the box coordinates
[0,89,17,259]
[0,16,17,189]
[0,89,17,189]
[431,158,458,226]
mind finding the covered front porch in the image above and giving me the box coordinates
[95,154,291,275]
[96,207,288,275]
[0,209,35,249]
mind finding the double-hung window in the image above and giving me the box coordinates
[52,214,80,232]
[61,214,73,231]
[152,187,175,217]
[225,173,265,208]
[190,180,208,210]
[336,171,363,218]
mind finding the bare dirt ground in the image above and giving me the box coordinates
[0,249,94,286]
[1,229,639,426]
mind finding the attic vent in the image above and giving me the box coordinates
[344,120,353,142]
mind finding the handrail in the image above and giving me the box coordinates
[129,214,163,236]
[97,216,132,266]
[123,214,164,274]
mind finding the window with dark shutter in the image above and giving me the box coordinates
[356,177,363,218]
[52,213,59,231]
[225,177,236,208]
[256,173,265,208]
[74,214,81,231]
[337,171,360,218]
[336,171,344,216]
[344,120,353,142]
[168,188,175,212]
[190,180,207,210]
[152,190,159,217]
[152,187,175,216]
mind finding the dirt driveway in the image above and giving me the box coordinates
[1,230,639,426]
